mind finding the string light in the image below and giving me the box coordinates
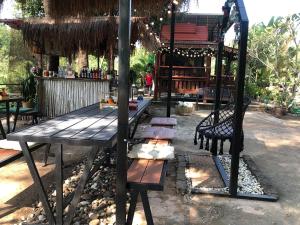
[158,47,217,58]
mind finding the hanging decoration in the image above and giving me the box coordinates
[158,47,216,58]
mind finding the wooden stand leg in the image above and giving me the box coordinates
[126,191,138,225]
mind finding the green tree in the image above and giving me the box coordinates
[130,47,155,86]
[7,29,36,83]
[0,25,11,82]
[15,0,44,17]
[247,14,300,109]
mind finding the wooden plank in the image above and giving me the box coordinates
[127,159,149,183]
[8,104,99,138]
[91,107,138,141]
[150,117,177,126]
[147,140,170,145]
[141,127,176,140]
[156,140,170,145]
[141,160,164,184]
[53,109,116,138]
[0,149,19,161]
[71,110,118,140]
[31,107,103,138]
[7,100,151,144]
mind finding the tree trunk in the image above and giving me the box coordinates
[43,0,50,16]
[78,48,88,69]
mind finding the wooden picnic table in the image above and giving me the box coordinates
[0,96,23,138]
[7,99,151,225]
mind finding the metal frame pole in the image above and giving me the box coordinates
[116,0,131,223]
[166,2,176,117]
[211,39,224,155]
[229,0,249,196]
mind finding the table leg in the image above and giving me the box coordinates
[56,144,63,224]
[12,100,20,132]
[6,101,10,134]
[0,120,6,139]
[140,190,154,225]
[126,190,138,225]
[19,142,55,224]
[129,116,142,139]
[65,145,100,225]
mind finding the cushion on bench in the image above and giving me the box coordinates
[128,143,174,160]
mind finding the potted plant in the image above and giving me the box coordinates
[272,87,291,117]
[21,73,37,108]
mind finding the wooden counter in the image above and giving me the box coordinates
[36,77,110,118]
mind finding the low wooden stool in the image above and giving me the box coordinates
[127,159,167,225]
[141,127,176,141]
[150,117,177,128]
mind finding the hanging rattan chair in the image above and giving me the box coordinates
[194,97,251,155]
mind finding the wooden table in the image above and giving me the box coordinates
[7,99,151,225]
[0,96,23,138]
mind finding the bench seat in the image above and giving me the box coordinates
[141,127,176,140]
[150,117,177,127]
[127,159,167,225]
[0,140,45,167]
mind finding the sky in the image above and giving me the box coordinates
[189,0,299,26]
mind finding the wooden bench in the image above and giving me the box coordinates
[127,159,168,225]
[0,140,46,167]
[150,117,177,128]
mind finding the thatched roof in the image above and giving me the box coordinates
[41,0,189,17]
[21,17,160,56]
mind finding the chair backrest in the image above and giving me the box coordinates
[217,96,251,123]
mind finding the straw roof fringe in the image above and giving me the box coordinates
[21,17,160,56]
[44,0,189,17]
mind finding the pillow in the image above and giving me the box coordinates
[0,139,37,151]
[128,143,174,160]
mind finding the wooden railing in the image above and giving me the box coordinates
[159,66,208,77]
[155,67,235,98]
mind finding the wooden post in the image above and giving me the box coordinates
[229,0,249,197]
[167,2,176,117]
[116,0,131,224]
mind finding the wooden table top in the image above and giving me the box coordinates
[7,99,151,146]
